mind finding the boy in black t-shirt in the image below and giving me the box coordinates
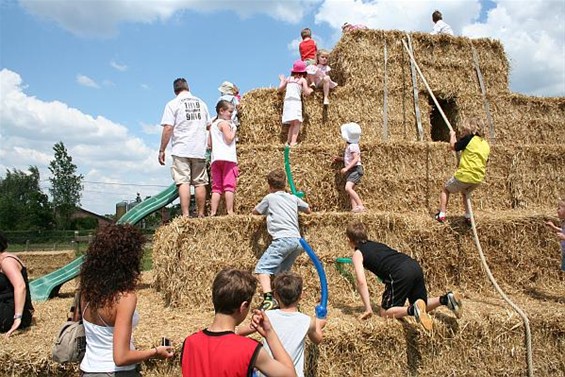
[346,221,462,331]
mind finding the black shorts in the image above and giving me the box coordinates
[381,261,427,310]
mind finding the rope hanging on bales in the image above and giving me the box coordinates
[401,36,534,377]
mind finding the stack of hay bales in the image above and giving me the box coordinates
[150,29,565,376]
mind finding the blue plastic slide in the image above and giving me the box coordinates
[29,184,179,301]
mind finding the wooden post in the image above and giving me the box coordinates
[406,33,424,141]
[472,45,496,143]
[383,39,389,141]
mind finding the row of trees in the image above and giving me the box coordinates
[0,142,84,230]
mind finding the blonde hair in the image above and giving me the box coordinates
[317,49,330,63]
[459,117,484,137]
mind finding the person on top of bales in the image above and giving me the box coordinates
[431,10,454,36]
[298,28,317,66]
[306,49,338,106]
[252,169,311,311]
[345,221,463,332]
[435,117,490,224]
[545,198,565,271]
[159,78,211,218]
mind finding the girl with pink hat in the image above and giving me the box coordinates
[278,60,313,146]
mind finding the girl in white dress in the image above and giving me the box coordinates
[278,60,313,146]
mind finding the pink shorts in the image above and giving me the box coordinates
[211,160,239,194]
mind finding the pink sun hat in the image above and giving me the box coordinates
[291,60,307,73]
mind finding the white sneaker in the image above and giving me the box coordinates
[446,292,463,319]
[414,299,433,331]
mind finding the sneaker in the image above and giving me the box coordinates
[259,296,279,311]
[323,98,330,106]
[413,299,433,331]
[434,212,446,223]
[446,292,463,319]
[464,216,472,226]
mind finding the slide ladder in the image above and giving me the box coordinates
[29,184,179,301]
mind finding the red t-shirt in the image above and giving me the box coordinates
[181,329,261,377]
[299,39,317,61]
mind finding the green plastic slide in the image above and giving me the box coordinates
[29,184,179,302]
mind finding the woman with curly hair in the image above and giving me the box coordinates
[79,224,173,376]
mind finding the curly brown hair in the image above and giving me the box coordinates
[79,224,145,311]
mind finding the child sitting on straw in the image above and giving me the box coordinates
[180,268,296,377]
[252,169,311,310]
[278,60,313,147]
[435,117,490,223]
[545,198,565,271]
[306,49,337,106]
[238,272,326,377]
[346,221,463,331]
[333,122,365,213]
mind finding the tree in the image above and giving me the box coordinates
[49,142,84,229]
[0,166,54,230]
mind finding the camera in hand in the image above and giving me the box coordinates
[161,337,171,347]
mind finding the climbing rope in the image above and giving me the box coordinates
[402,36,534,376]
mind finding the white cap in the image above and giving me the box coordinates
[218,81,236,95]
[341,122,361,143]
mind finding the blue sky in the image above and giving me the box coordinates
[1,0,563,215]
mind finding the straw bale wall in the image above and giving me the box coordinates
[152,212,562,309]
[238,30,564,146]
[232,143,564,214]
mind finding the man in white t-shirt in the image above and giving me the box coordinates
[159,78,210,217]
[431,10,454,36]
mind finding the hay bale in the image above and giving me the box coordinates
[14,250,76,279]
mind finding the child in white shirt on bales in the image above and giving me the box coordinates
[546,198,565,271]
[334,122,365,213]
[208,100,238,216]
[252,169,311,310]
[279,60,313,147]
[238,272,326,377]
[307,49,338,106]
[435,118,490,223]
[431,10,454,36]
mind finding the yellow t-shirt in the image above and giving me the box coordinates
[454,136,490,184]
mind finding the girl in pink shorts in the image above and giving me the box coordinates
[208,100,238,215]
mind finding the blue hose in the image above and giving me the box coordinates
[299,238,328,319]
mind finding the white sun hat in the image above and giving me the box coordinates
[340,122,362,143]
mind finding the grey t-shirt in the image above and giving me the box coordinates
[254,191,309,239]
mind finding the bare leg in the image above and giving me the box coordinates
[225,191,235,215]
[210,192,221,216]
[439,188,450,213]
[380,306,409,319]
[178,183,191,217]
[345,181,363,209]
[462,193,470,216]
[323,76,330,104]
[289,121,301,145]
[257,273,272,294]
[194,185,207,217]
[426,296,442,312]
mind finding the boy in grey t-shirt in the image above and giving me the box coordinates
[252,169,311,310]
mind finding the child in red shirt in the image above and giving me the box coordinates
[298,28,317,65]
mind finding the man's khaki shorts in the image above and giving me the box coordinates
[445,177,479,196]
[171,156,209,186]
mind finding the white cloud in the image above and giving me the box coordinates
[76,74,100,88]
[140,83,150,90]
[19,0,322,37]
[463,0,565,96]
[110,60,128,71]
[141,122,162,135]
[0,68,172,214]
